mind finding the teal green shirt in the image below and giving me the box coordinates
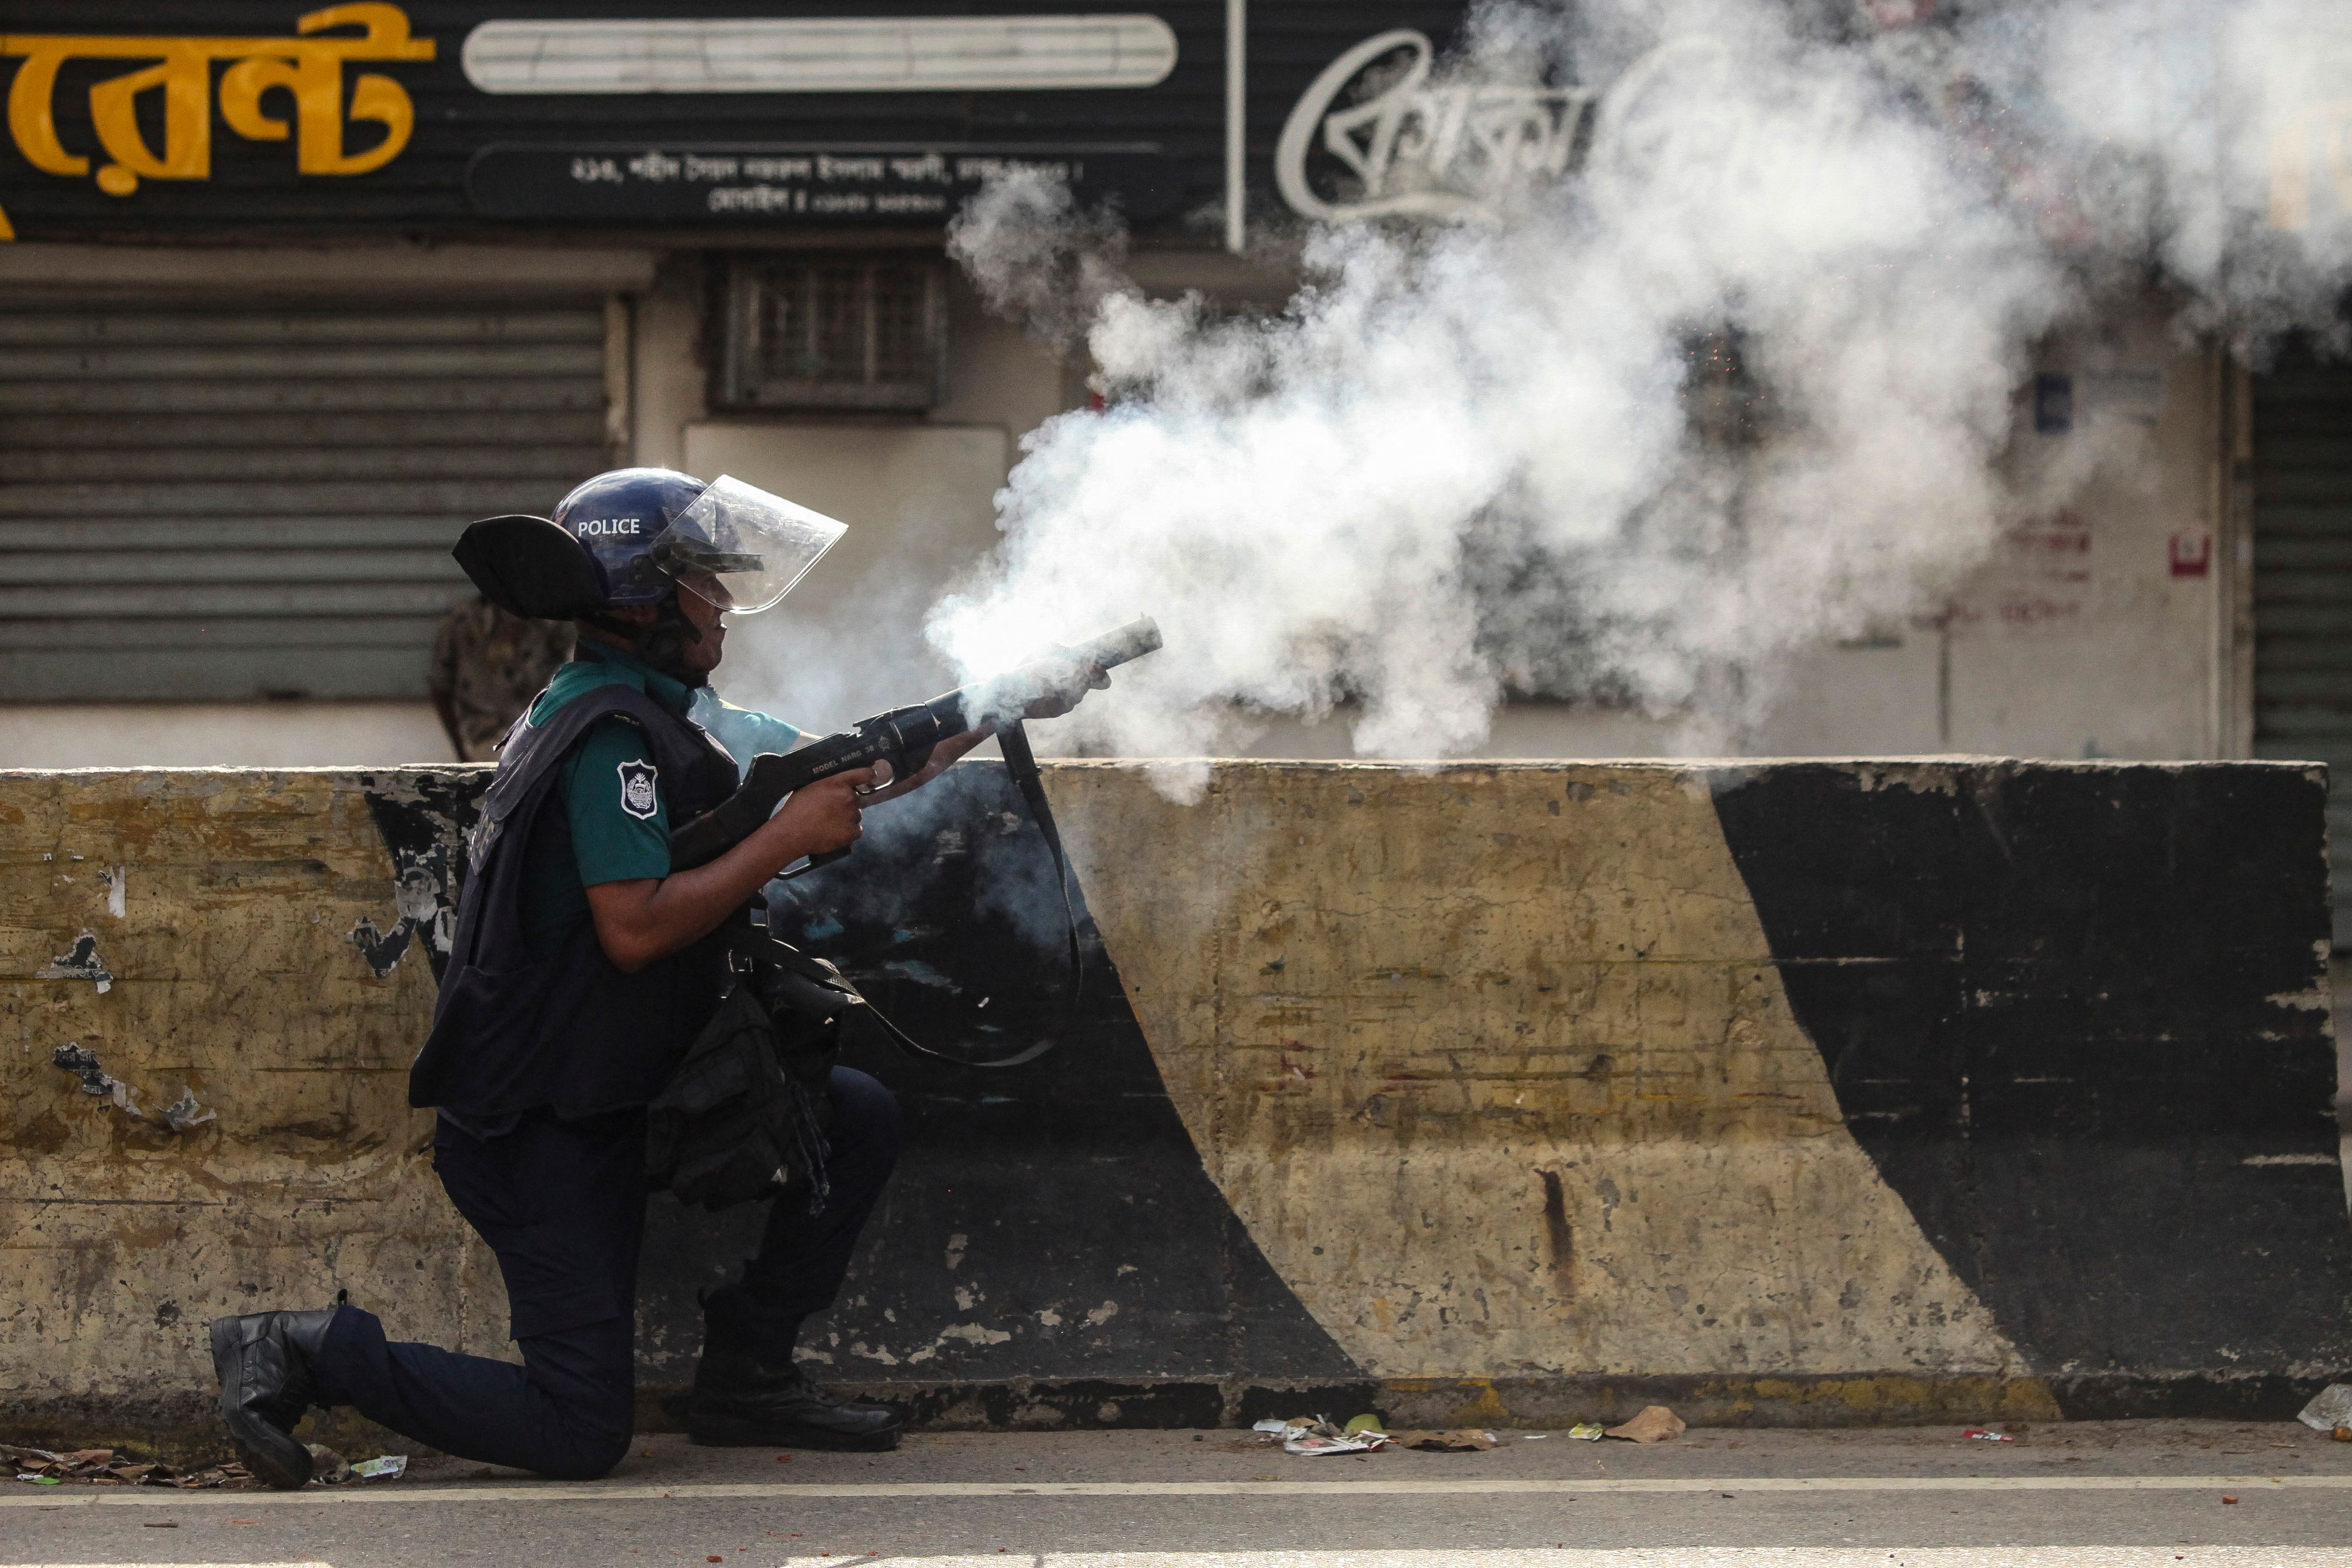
[517,645,803,959]
[690,689,804,768]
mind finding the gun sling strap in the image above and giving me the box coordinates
[804,720,1081,1072]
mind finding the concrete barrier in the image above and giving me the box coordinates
[1,759,2342,1456]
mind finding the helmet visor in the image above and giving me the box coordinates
[649,475,846,615]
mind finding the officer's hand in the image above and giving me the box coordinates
[769,768,874,862]
[1023,661,1110,722]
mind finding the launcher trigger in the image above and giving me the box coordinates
[779,846,852,881]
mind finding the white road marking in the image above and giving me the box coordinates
[780,1555,2352,1567]
[1,1559,2344,1568]
[767,1561,2352,1568]
[3,1560,2343,1568]
[2,1473,2348,1508]
[4,1560,2342,1568]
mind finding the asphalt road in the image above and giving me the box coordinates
[5,1422,2350,1567]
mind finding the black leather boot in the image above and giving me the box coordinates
[686,1339,902,1452]
[208,1306,340,1489]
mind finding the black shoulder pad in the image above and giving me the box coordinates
[454,515,607,619]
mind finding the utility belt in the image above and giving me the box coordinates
[643,925,858,1213]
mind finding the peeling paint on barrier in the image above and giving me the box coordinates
[51,1043,132,1114]
[353,771,484,984]
[36,932,112,993]
[0,768,492,1457]
[346,914,415,978]
[48,1042,216,1133]
[0,760,2342,1450]
[159,1086,217,1132]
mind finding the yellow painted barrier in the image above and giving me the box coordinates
[1,760,2337,1450]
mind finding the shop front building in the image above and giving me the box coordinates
[0,4,2333,938]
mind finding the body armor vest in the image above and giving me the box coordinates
[407,683,741,1119]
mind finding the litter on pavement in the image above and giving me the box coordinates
[1253,1417,1388,1455]
[273,1446,409,1486]
[1385,1429,1500,1451]
[2297,1383,2352,1432]
[1567,1423,1606,1440]
[1252,1416,1508,1455]
[1603,1406,1686,1443]
[1961,1429,2015,1442]
[2,1443,249,1489]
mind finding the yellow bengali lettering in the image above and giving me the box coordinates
[87,40,213,194]
[0,4,434,203]
[6,38,92,178]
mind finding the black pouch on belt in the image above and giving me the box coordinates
[645,931,853,1213]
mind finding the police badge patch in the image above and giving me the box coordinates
[616,759,660,821]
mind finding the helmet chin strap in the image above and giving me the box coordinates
[584,591,711,688]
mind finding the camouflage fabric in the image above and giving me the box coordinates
[429,596,577,761]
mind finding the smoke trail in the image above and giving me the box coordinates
[929,0,2352,771]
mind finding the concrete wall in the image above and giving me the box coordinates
[0,768,500,1453]
[0,242,657,770]
[0,249,2239,770]
[1946,310,2231,760]
[641,250,1085,731]
[0,241,1082,765]
[1234,299,2233,765]
[0,704,457,768]
[2,758,2339,1455]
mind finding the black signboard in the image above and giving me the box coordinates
[0,1,1474,242]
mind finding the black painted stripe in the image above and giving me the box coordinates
[362,763,1363,1398]
[1709,760,2351,1415]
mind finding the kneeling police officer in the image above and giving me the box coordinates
[205,468,1103,1485]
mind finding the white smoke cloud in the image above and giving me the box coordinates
[930,0,2352,769]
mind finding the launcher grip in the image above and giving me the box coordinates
[667,749,818,872]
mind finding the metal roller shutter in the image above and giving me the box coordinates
[0,297,610,702]
[2252,347,2352,945]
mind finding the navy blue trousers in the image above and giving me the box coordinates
[310,1066,901,1480]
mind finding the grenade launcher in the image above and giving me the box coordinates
[667,616,1164,875]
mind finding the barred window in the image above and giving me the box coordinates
[714,255,947,411]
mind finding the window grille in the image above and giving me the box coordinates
[715,256,947,411]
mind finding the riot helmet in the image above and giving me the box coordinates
[550,467,845,615]
[453,467,845,683]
